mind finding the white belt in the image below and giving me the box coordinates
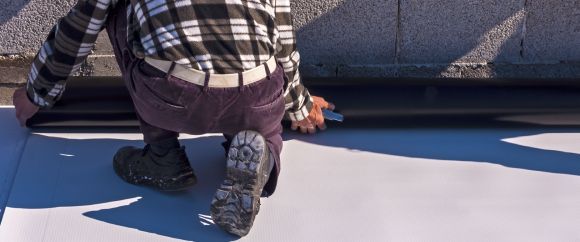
[144,56,277,88]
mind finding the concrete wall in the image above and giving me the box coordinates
[292,0,580,78]
[0,0,579,96]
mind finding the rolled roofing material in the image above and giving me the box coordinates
[26,77,138,128]
[26,77,580,128]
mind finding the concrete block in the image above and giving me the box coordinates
[400,0,526,64]
[398,64,462,78]
[0,0,76,54]
[337,65,398,78]
[396,63,580,79]
[458,64,494,78]
[570,63,580,76]
[93,32,114,55]
[469,63,580,79]
[0,55,33,84]
[0,53,122,84]
[300,64,337,78]
[83,56,121,77]
[0,66,28,84]
[293,0,397,65]
[0,86,18,105]
[523,0,580,62]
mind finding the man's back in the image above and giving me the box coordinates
[23,0,312,122]
[128,0,281,73]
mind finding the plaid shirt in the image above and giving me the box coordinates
[25,0,313,121]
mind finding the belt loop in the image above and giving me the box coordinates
[166,62,177,80]
[203,72,210,93]
[238,72,244,92]
[264,61,271,80]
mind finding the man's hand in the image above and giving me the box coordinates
[13,87,39,127]
[291,96,335,134]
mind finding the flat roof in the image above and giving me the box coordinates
[1,107,580,241]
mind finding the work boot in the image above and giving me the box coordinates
[210,130,273,237]
[113,145,197,191]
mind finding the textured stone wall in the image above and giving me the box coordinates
[293,0,580,78]
[0,0,579,99]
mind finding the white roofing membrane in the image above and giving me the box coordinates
[1,107,580,241]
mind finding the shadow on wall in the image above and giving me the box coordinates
[294,0,528,77]
[294,0,396,67]
[431,3,527,77]
[3,0,532,77]
[0,0,32,27]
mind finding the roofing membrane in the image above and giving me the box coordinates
[1,107,580,241]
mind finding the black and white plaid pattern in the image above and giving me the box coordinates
[26,0,312,121]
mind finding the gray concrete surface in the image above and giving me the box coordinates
[0,55,32,85]
[293,0,397,65]
[523,0,580,62]
[0,0,579,84]
[93,32,114,55]
[0,0,76,54]
[400,0,526,64]
[0,87,17,105]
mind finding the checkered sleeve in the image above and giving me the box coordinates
[25,0,116,108]
[274,0,313,122]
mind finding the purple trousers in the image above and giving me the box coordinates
[105,3,284,195]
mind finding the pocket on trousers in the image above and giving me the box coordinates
[141,80,186,109]
[250,89,284,113]
[131,64,187,111]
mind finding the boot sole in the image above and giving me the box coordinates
[210,130,269,237]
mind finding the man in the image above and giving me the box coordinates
[13,0,334,237]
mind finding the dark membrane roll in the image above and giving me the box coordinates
[26,76,580,128]
[26,77,138,128]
